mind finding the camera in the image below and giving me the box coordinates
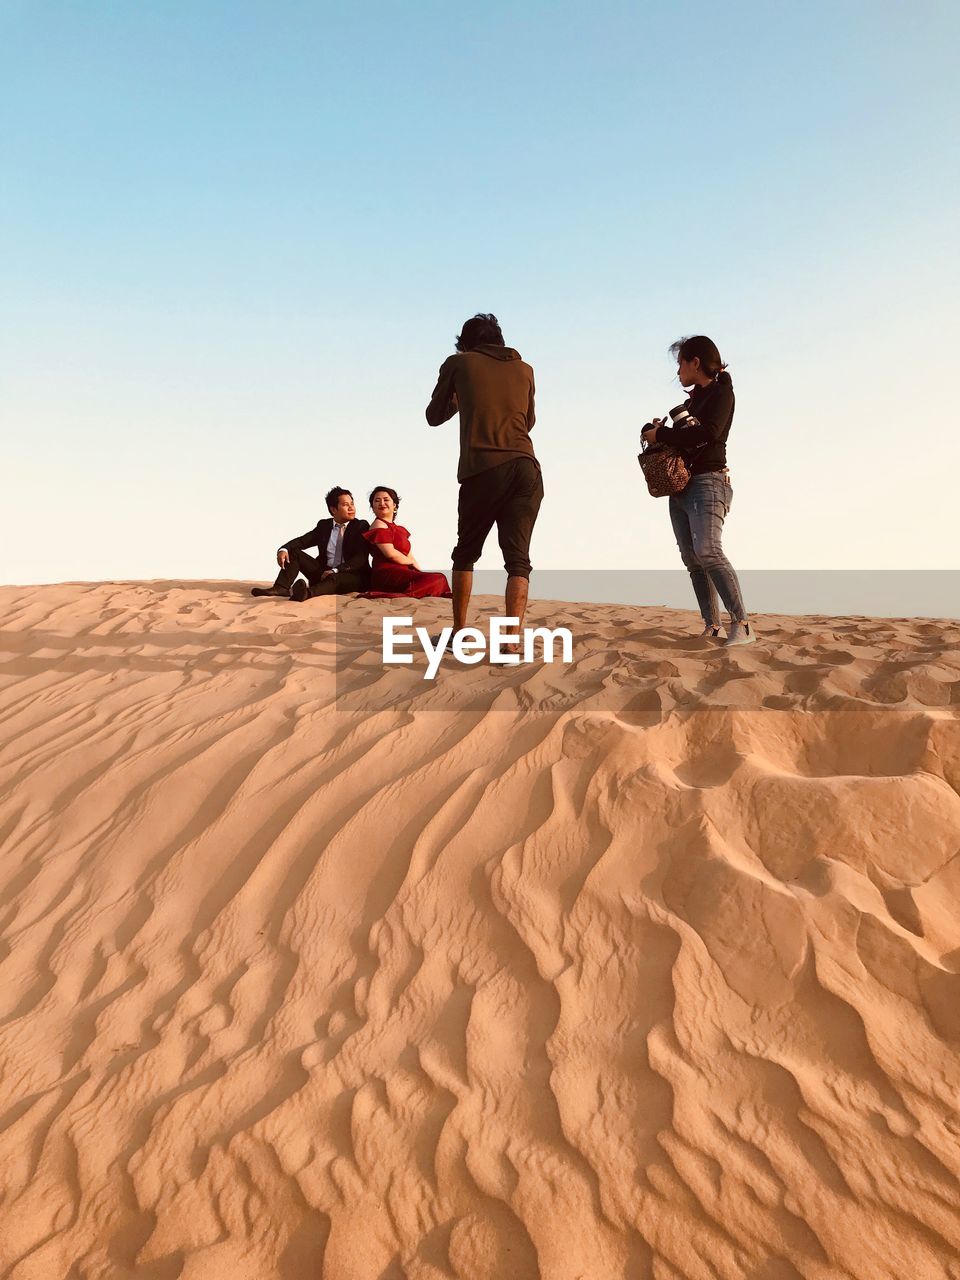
[669,405,700,429]
[670,404,701,430]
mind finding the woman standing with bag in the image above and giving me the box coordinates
[641,336,754,647]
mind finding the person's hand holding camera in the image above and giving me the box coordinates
[642,417,665,445]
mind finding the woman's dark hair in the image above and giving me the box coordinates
[456,313,504,352]
[325,486,353,512]
[669,335,727,377]
[369,485,400,512]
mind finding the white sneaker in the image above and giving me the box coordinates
[699,623,722,640]
[723,621,756,647]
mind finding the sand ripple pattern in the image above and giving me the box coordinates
[1,582,959,1280]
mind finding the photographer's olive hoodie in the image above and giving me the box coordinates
[426,344,537,482]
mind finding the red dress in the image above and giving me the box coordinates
[361,523,452,598]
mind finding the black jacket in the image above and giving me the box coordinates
[655,371,735,475]
[281,518,372,575]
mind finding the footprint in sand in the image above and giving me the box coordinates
[276,621,324,636]
[808,649,857,666]
[617,688,663,727]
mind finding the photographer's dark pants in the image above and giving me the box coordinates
[452,457,544,578]
[272,547,367,597]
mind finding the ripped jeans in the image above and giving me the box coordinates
[668,470,748,625]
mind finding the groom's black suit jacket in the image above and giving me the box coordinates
[282,517,372,575]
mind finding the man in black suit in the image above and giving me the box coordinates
[251,486,371,601]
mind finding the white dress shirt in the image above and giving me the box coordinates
[325,520,350,569]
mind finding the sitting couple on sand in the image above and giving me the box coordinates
[250,485,451,602]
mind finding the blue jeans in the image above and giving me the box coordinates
[668,471,747,625]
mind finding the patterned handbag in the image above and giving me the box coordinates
[638,439,691,497]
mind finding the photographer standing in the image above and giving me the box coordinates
[426,313,542,635]
[642,336,754,646]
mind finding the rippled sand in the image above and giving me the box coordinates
[1,581,959,1280]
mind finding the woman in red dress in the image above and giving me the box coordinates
[360,486,452,598]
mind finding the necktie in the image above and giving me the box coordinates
[333,523,345,569]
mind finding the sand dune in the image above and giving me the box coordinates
[1,581,959,1280]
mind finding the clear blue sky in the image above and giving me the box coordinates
[3,0,958,584]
